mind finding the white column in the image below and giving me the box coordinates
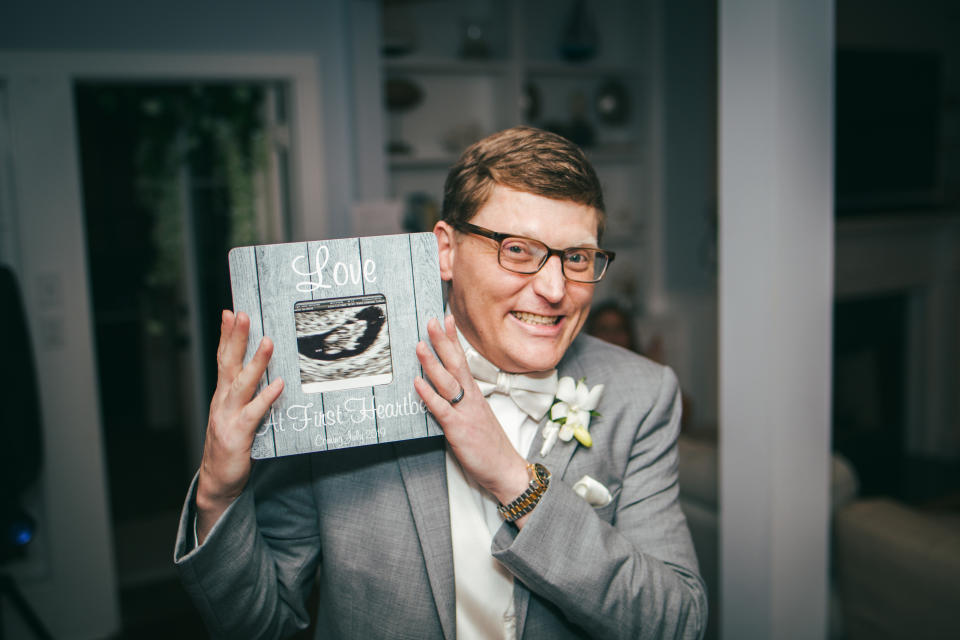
[719,0,834,638]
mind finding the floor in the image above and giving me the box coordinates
[111,510,317,639]
[116,578,318,639]
[115,578,207,640]
[112,510,208,639]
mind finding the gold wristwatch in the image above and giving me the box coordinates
[498,462,551,522]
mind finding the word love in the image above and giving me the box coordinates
[292,245,377,292]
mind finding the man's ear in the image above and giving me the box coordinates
[434,220,455,281]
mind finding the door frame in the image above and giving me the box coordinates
[0,51,326,638]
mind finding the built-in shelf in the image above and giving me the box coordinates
[388,154,460,170]
[387,143,644,171]
[524,62,642,78]
[384,58,511,76]
[585,144,645,164]
[371,0,657,312]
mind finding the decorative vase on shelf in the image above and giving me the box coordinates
[595,79,630,126]
[385,78,424,155]
[520,82,542,124]
[566,90,595,147]
[559,0,599,62]
[459,19,491,59]
[381,2,417,57]
[543,90,595,148]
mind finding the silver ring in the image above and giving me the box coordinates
[449,386,465,405]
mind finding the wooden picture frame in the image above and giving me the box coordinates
[229,232,444,458]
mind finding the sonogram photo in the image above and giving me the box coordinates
[294,294,393,393]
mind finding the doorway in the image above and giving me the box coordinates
[74,80,292,586]
[0,52,325,637]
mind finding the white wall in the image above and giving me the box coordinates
[0,72,120,640]
[0,0,358,237]
[660,0,718,432]
[0,3,357,637]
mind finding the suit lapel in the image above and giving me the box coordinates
[395,438,456,640]
[529,347,589,479]
[513,348,589,639]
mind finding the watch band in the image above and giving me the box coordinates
[498,462,551,522]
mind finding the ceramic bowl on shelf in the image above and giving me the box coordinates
[595,79,630,126]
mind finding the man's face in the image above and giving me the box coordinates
[436,185,599,373]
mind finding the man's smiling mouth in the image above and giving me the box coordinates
[511,311,561,326]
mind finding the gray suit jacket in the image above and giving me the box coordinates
[174,334,707,639]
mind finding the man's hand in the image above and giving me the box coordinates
[413,315,533,526]
[196,310,283,543]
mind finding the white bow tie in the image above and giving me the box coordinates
[464,349,558,421]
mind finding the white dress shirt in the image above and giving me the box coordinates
[447,341,545,640]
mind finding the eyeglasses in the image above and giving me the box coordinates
[452,221,615,283]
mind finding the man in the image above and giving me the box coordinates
[175,127,707,639]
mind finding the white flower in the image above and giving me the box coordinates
[539,376,604,456]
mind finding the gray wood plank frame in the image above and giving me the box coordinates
[230,233,443,459]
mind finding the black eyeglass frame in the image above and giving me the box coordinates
[451,221,616,283]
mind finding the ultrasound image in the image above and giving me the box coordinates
[294,295,393,392]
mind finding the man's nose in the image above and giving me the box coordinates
[531,255,566,303]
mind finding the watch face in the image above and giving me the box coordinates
[534,463,551,485]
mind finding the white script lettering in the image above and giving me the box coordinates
[292,245,377,292]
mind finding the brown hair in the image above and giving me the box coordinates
[441,126,606,239]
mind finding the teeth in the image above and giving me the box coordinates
[512,311,560,326]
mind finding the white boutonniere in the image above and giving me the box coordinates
[539,376,604,457]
